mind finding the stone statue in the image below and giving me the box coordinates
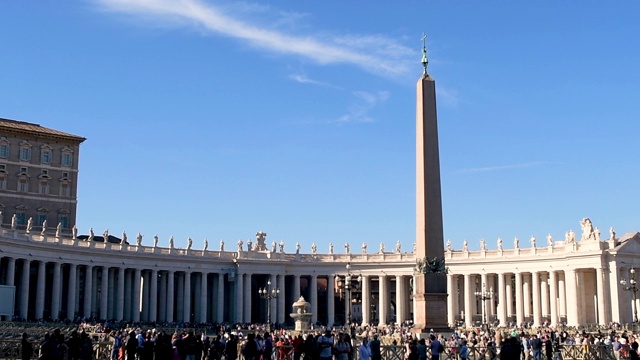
[271,240,276,253]
[256,231,267,251]
[514,237,519,249]
[564,231,570,243]
[463,240,468,252]
[546,233,553,246]
[580,218,595,241]
[88,227,94,242]
[103,229,109,241]
[26,217,33,233]
[446,239,452,252]
[220,239,225,251]
[295,242,301,254]
[203,239,208,252]
[345,242,350,254]
[569,229,576,243]
[380,242,385,254]
[362,242,367,254]
[497,237,503,251]
[72,225,77,239]
[329,243,334,254]
[530,235,536,248]
[610,227,616,241]
[279,240,285,253]
[187,237,193,250]
[41,220,47,235]
[246,238,253,251]
[237,239,243,252]
[311,242,317,255]
[169,236,174,249]
[153,235,159,247]
[55,222,61,238]
[122,231,128,244]
[395,240,401,254]
[480,239,486,251]
[11,214,17,230]
[136,233,142,246]
[594,227,601,241]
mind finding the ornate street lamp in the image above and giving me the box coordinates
[474,283,493,330]
[259,279,280,328]
[621,268,639,323]
[344,263,362,329]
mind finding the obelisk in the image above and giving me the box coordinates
[412,35,448,333]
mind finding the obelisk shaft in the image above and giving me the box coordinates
[413,73,448,333]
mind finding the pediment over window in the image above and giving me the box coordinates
[611,232,640,254]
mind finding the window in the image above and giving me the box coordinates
[0,144,8,158]
[0,165,5,170]
[41,149,52,164]
[62,172,69,178]
[20,147,31,161]
[18,179,28,192]
[20,167,27,174]
[16,211,26,226]
[41,169,48,175]
[58,214,69,229]
[0,177,5,190]
[37,213,47,226]
[39,181,49,195]
[60,184,70,197]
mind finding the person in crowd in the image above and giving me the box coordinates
[242,333,259,360]
[358,337,371,360]
[110,331,123,360]
[416,338,427,360]
[126,331,138,360]
[428,334,443,360]
[334,333,350,360]
[316,330,333,360]
[369,334,381,360]
[21,333,33,360]
[292,335,303,360]
[225,334,238,360]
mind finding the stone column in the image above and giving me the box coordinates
[505,273,513,321]
[216,273,224,323]
[310,274,318,324]
[149,269,158,322]
[396,275,405,323]
[596,267,609,324]
[278,274,286,324]
[450,275,459,324]
[35,261,46,319]
[269,275,277,324]
[327,274,335,327]
[515,271,524,326]
[564,268,579,326]
[532,271,541,327]
[91,269,98,318]
[100,267,109,320]
[549,270,558,326]
[558,272,566,319]
[108,269,115,319]
[84,266,93,319]
[243,273,251,323]
[378,275,388,326]
[361,275,370,325]
[141,271,150,321]
[183,271,192,323]
[497,273,507,326]
[116,267,125,321]
[480,273,488,324]
[235,271,244,323]
[464,274,472,327]
[200,272,208,323]
[523,273,531,320]
[6,258,15,286]
[51,262,61,320]
[19,259,30,319]
[540,273,549,319]
[67,264,77,320]
[124,270,132,320]
[608,263,622,323]
[166,271,174,322]
[132,268,141,322]
[158,271,166,322]
[176,273,184,322]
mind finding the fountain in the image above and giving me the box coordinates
[290,296,313,331]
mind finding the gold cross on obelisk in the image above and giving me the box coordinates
[421,33,428,75]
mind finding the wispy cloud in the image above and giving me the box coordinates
[457,161,550,174]
[288,73,339,89]
[334,90,390,123]
[436,86,460,108]
[94,0,414,77]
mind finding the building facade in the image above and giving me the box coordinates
[0,118,85,233]
[0,222,638,328]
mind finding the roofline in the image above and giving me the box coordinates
[0,117,86,143]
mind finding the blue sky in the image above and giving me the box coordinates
[1,1,639,253]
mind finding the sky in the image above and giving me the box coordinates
[1,1,639,253]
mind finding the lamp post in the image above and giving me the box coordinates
[620,268,639,323]
[474,283,493,330]
[259,279,280,328]
[343,263,361,329]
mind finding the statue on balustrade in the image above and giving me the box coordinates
[296,242,301,254]
[546,233,553,247]
[380,242,385,254]
[26,217,33,233]
[247,238,253,251]
[271,241,277,253]
[72,225,77,239]
[345,242,350,254]
[514,236,519,249]
[237,239,243,252]
[463,240,468,252]
[610,227,616,241]
[56,222,62,238]
[122,231,127,244]
[11,214,16,230]
[569,229,576,243]
[88,227,94,241]
[594,227,601,241]
[256,231,267,251]
[153,235,159,247]
[220,239,225,251]
[203,239,208,251]
[311,242,317,255]
[362,242,367,254]
[169,236,175,249]
[329,243,334,254]
[41,220,47,235]
[480,239,486,251]
[395,240,401,254]
[497,237,503,251]
[279,240,285,253]
[580,218,596,241]
[135,232,142,246]
[530,235,536,248]
[446,239,452,252]
[187,237,193,250]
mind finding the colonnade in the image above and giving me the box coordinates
[446,265,637,327]
[0,255,412,326]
